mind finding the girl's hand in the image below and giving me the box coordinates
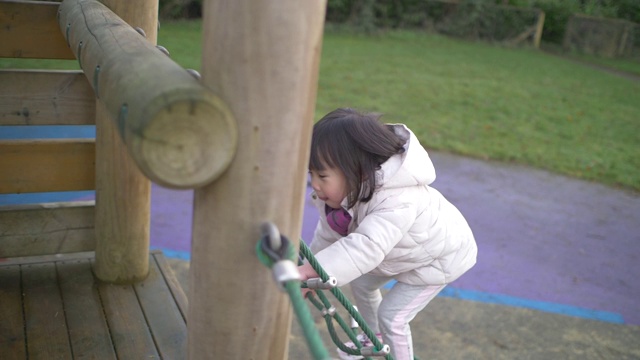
[301,287,316,299]
[298,262,320,298]
[298,262,320,281]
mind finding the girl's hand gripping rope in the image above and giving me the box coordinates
[300,262,338,298]
[298,262,319,298]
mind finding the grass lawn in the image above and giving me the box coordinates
[542,42,640,77]
[311,29,640,193]
[3,20,639,192]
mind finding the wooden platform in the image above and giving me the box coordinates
[0,251,187,359]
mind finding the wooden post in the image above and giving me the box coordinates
[93,0,157,283]
[533,10,545,49]
[617,21,632,58]
[189,0,326,359]
[58,0,237,188]
[563,14,576,52]
[58,0,237,283]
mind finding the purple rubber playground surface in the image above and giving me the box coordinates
[147,151,640,326]
[2,147,636,326]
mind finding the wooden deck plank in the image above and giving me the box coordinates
[0,252,188,359]
[0,69,95,126]
[135,254,187,359]
[93,261,160,359]
[153,251,189,321]
[0,251,95,266]
[0,201,95,258]
[0,265,27,360]
[22,262,73,359]
[0,0,75,59]
[57,259,116,360]
[0,139,95,194]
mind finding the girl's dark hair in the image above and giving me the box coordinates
[309,108,406,209]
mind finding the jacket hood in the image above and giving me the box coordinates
[378,124,436,189]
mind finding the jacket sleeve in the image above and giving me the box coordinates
[313,193,417,286]
[309,215,340,254]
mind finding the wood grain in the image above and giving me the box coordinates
[189,0,327,358]
[0,0,74,59]
[0,70,94,125]
[0,139,95,194]
[0,201,95,258]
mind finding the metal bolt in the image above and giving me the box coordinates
[66,23,71,47]
[186,69,201,81]
[134,27,146,37]
[156,45,170,57]
[93,65,101,99]
[77,41,83,69]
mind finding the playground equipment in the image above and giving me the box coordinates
[0,0,326,358]
[256,226,393,359]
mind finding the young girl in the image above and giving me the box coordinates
[298,108,477,360]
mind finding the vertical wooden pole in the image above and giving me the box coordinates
[617,22,631,58]
[562,14,574,52]
[533,10,545,49]
[189,0,326,359]
[93,0,158,283]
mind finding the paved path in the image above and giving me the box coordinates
[424,152,640,325]
[148,150,640,325]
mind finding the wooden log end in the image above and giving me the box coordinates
[129,92,238,189]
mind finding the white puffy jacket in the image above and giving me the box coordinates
[310,124,477,287]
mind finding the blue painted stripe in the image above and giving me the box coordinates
[150,249,627,324]
[0,125,96,139]
[0,191,95,206]
[153,247,191,261]
[442,287,625,324]
[0,126,96,206]
[382,280,624,324]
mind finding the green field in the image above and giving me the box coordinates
[3,20,639,192]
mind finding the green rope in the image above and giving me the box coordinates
[256,239,330,360]
[285,280,330,360]
[306,289,368,358]
[257,234,416,359]
[299,241,393,360]
[311,289,374,360]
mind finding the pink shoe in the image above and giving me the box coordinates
[336,333,384,360]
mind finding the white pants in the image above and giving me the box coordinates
[350,274,445,360]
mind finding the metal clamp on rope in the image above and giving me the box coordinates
[272,260,301,292]
[360,344,391,357]
[306,276,338,290]
[321,306,336,317]
[350,306,360,329]
[260,222,300,292]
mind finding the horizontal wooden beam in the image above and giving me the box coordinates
[0,69,95,125]
[58,0,237,188]
[0,201,95,258]
[0,139,95,194]
[0,1,75,60]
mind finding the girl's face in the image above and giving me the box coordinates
[309,166,347,209]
